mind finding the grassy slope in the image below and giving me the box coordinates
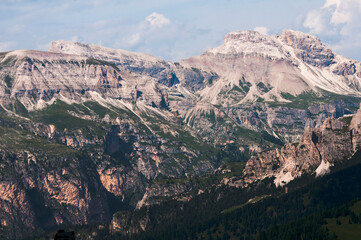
[326,217,361,240]
[127,149,361,240]
[30,100,100,130]
[273,90,361,109]
[324,201,361,240]
[0,126,76,155]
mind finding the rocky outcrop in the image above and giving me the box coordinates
[110,210,150,235]
[233,115,357,188]
[0,147,111,238]
[204,30,291,60]
[350,104,361,151]
[279,30,335,67]
[136,181,194,209]
[333,63,356,75]
[0,181,37,239]
[98,167,125,197]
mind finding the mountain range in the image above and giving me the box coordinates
[0,29,361,239]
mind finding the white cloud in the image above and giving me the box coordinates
[324,0,340,8]
[145,12,171,28]
[303,9,331,36]
[114,12,173,51]
[304,0,361,35]
[303,0,361,59]
[253,26,269,35]
[326,0,352,24]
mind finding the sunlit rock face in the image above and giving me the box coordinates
[234,114,359,188]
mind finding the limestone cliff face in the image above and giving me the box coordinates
[98,167,125,197]
[0,180,37,238]
[0,148,110,238]
[0,50,172,112]
[235,115,356,188]
[350,104,361,151]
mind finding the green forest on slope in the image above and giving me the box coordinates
[32,150,361,240]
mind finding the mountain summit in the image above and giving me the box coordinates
[183,29,361,105]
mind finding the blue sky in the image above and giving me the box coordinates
[1,0,360,61]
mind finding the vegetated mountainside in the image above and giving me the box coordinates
[27,96,361,240]
[40,147,361,240]
[0,50,233,238]
[102,104,361,238]
[0,29,361,238]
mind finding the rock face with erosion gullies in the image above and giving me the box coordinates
[49,40,216,90]
[183,29,361,105]
[0,50,171,111]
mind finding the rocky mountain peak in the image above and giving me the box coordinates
[49,40,93,57]
[277,29,335,67]
[203,29,339,68]
[223,30,270,43]
[278,29,321,47]
[204,30,289,60]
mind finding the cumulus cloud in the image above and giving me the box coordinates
[303,9,333,36]
[145,12,171,28]
[120,13,172,49]
[253,26,269,35]
[303,0,361,59]
[108,11,219,61]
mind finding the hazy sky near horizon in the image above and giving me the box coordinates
[1,0,361,61]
